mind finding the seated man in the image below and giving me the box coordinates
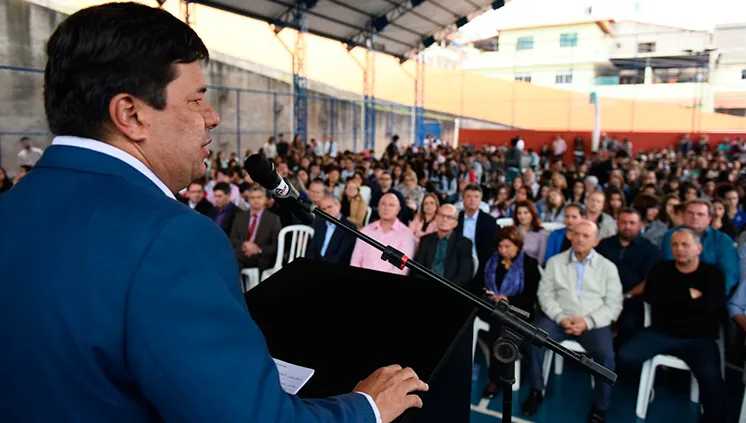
[350,193,416,275]
[660,199,739,295]
[523,220,622,423]
[306,193,356,265]
[229,186,282,272]
[413,204,473,287]
[619,227,725,423]
[596,208,661,347]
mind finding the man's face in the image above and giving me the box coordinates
[435,205,459,234]
[378,173,393,191]
[684,203,711,233]
[319,196,341,217]
[248,190,267,211]
[571,222,598,256]
[617,212,641,241]
[187,184,204,203]
[378,193,401,221]
[642,171,657,186]
[564,207,582,228]
[671,231,702,265]
[142,62,220,190]
[308,183,325,204]
[463,189,482,212]
[277,162,289,177]
[725,191,740,210]
[213,190,230,208]
[587,192,604,214]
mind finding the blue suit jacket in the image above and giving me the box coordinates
[306,216,356,265]
[544,227,568,263]
[0,145,375,423]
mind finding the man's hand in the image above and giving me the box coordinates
[733,314,746,333]
[559,317,574,331]
[354,365,429,423]
[626,281,646,299]
[567,317,588,336]
[689,288,703,299]
[242,241,260,257]
[487,294,507,303]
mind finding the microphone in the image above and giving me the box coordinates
[244,154,315,225]
[244,154,298,199]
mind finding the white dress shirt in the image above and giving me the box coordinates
[51,136,175,199]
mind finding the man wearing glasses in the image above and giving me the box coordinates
[414,204,474,287]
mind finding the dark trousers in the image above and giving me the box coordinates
[615,299,644,349]
[618,327,724,423]
[528,315,615,411]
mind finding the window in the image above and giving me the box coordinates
[555,71,573,84]
[560,33,578,47]
[516,36,534,50]
[637,42,656,53]
[515,73,532,83]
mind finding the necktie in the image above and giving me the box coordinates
[248,214,258,240]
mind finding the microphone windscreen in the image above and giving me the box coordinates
[244,154,278,189]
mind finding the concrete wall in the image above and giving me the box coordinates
[0,0,488,172]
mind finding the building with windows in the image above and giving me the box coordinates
[456,16,746,114]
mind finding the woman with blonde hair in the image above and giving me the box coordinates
[340,179,367,228]
[409,193,440,243]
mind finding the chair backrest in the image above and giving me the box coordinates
[472,255,479,278]
[542,222,566,232]
[364,206,372,226]
[271,225,315,270]
[496,217,514,228]
[644,302,652,327]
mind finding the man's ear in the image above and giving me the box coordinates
[108,94,150,142]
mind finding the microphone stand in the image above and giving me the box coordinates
[289,195,616,422]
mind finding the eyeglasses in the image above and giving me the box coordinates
[437,212,458,221]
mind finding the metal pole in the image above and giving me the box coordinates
[236,90,241,157]
[273,93,278,139]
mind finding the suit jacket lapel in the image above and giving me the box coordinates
[444,234,458,277]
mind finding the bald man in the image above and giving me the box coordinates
[522,220,622,423]
[350,193,416,275]
[413,204,474,287]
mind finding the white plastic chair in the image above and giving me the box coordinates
[542,339,593,394]
[542,222,565,232]
[635,302,702,419]
[496,217,514,228]
[364,206,372,226]
[472,316,520,392]
[260,225,314,281]
[240,268,260,292]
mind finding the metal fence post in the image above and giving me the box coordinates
[236,89,241,156]
[273,92,278,139]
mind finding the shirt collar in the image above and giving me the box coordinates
[52,136,175,199]
[570,249,595,265]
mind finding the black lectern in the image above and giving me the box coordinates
[244,258,476,423]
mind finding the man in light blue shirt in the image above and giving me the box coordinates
[306,193,356,264]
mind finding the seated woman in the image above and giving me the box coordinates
[409,193,439,244]
[512,201,549,265]
[482,226,541,399]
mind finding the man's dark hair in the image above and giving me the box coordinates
[618,207,642,220]
[464,184,482,195]
[213,182,231,196]
[565,202,586,216]
[44,2,209,140]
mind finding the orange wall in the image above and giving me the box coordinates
[460,129,746,161]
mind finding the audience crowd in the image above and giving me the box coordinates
[6,131,746,423]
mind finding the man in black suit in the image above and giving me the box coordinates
[306,193,356,264]
[208,182,239,235]
[456,184,498,288]
[414,204,473,287]
[180,181,213,215]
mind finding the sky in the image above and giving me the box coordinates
[459,0,746,41]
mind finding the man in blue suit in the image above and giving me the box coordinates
[0,3,427,423]
[306,193,357,265]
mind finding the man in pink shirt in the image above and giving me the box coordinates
[350,193,416,275]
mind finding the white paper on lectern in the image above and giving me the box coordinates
[273,358,315,395]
